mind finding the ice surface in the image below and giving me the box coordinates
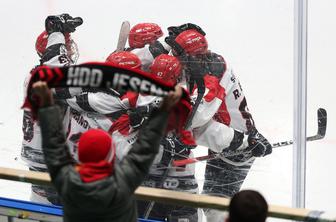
[0,0,335,221]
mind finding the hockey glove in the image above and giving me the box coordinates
[45,14,83,34]
[247,128,272,157]
[167,23,206,38]
[204,52,226,78]
[165,36,185,56]
[184,55,208,93]
[184,55,209,76]
[161,135,196,161]
[128,105,154,130]
[149,41,169,58]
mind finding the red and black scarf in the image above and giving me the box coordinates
[22,62,192,134]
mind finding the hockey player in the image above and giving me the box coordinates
[21,13,83,205]
[149,54,182,85]
[165,25,272,222]
[60,51,142,166]
[128,23,164,50]
[125,25,209,220]
[108,54,184,158]
[62,51,142,162]
[127,23,170,71]
[106,50,142,69]
[107,54,200,221]
[35,14,82,66]
[64,51,142,117]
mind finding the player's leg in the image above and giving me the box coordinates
[137,174,199,222]
[29,166,62,205]
[202,150,254,222]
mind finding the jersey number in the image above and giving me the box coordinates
[239,98,254,131]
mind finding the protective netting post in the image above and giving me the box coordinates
[293,0,308,209]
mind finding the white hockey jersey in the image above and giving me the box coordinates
[65,107,113,162]
[21,32,81,168]
[111,93,196,181]
[191,62,254,153]
[130,40,171,71]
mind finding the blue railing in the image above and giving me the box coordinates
[0,197,162,222]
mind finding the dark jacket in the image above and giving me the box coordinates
[38,105,169,222]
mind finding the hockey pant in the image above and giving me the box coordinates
[21,146,46,169]
[202,149,254,222]
[29,166,62,206]
[202,149,254,196]
[137,174,199,222]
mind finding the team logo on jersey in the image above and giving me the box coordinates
[72,111,89,129]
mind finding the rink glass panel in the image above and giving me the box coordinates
[305,0,336,213]
[2,0,335,221]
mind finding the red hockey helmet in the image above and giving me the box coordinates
[35,31,79,63]
[129,23,163,48]
[35,31,48,57]
[105,51,141,69]
[175,29,208,56]
[149,54,182,85]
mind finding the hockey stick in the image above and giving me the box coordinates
[115,21,130,52]
[184,90,204,129]
[173,108,327,167]
[184,78,206,129]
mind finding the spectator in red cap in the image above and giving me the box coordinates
[75,128,116,183]
[32,80,183,222]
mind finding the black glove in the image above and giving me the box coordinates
[184,55,208,76]
[204,52,226,78]
[149,41,169,58]
[167,23,206,38]
[247,128,272,157]
[45,13,83,34]
[128,105,154,129]
[161,135,196,161]
[165,36,185,56]
[184,55,208,93]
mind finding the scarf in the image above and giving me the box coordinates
[22,62,192,134]
[76,160,114,183]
